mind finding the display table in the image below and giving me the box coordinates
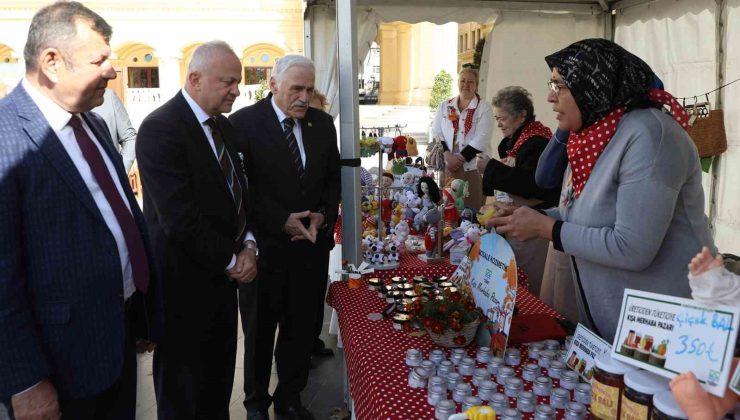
[327,254,577,420]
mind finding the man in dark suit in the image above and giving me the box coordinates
[0,2,161,419]
[230,55,340,420]
[136,41,256,420]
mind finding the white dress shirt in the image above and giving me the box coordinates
[271,96,307,166]
[431,94,493,172]
[181,89,255,270]
[23,78,136,301]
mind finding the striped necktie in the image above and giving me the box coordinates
[205,118,247,245]
[281,117,304,180]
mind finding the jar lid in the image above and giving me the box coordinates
[480,380,496,390]
[653,390,688,419]
[368,277,383,284]
[499,366,514,375]
[594,354,637,375]
[624,369,670,395]
[505,377,523,386]
[393,314,410,323]
[436,399,454,409]
[464,395,481,404]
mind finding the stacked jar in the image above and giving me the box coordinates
[590,355,637,420]
[652,390,688,420]
[620,370,670,420]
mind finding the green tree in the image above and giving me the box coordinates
[254,79,268,101]
[429,70,453,111]
[473,38,485,69]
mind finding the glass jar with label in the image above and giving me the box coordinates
[620,369,670,420]
[517,391,536,413]
[651,390,688,420]
[591,355,637,420]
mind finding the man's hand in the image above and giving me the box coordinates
[487,206,555,241]
[11,379,60,420]
[135,339,157,353]
[228,247,257,283]
[301,212,325,243]
[443,151,465,174]
[283,210,315,243]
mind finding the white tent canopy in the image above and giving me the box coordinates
[305,0,740,264]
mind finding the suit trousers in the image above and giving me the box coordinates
[312,252,332,351]
[153,281,237,420]
[246,252,323,410]
[4,299,137,420]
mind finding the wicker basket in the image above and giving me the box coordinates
[687,106,727,158]
[425,318,480,348]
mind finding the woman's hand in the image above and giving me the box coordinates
[444,151,466,174]
[475,153,491,174]
[487,206,555,241]
[491,202,518,217]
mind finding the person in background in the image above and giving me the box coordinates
[136,41,256,420]
[230,55,340,420]
[0,2,161,419]
[477,86,559,296]
[488,38,714,342]
[92,88,137,173]
[432,67,492,208]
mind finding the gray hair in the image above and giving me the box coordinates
[24,1,112,71]
[492,86,535,121]
[272,55,315,84]
[188,40,238,74]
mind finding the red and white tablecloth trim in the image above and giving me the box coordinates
[327,255,571,420]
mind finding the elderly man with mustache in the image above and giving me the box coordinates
[230,55,341,420]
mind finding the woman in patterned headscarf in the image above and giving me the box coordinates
[487,39,715,341]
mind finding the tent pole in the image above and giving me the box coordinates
[708,0,727,238]
[337,0,363,266]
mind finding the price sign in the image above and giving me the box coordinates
[564,324,612,382]
[612,289,739,397]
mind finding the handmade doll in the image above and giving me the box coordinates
[414,176,441,230]
[400,172,416,192]
[405,136,418,156]
[442,188,458,229]
[670,246,740,420]
[423,207,441,258]
[392,135,408,159]
[448,178,469,214]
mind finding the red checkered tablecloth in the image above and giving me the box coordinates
[327,254,582,420]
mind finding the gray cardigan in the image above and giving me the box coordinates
[549,108,715,342]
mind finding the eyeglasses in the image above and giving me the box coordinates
[547,80,567,94]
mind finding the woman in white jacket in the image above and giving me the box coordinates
[432,68,493,208]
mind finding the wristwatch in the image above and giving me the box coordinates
[244,240,258,255]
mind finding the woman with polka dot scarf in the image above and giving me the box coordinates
[486,38,715,342]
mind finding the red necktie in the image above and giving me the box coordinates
[69,115,150,293]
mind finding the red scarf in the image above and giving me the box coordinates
[567,89,689,198]
[448,94,479,139]
[506,121,553,158]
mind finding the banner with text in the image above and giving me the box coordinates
[612,289,739,397]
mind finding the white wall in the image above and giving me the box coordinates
[616,0,740,254]
[482,11,604,144]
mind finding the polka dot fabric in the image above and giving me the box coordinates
[326,255,575,420]
[567,88,689,199]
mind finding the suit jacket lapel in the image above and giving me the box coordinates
[299,117,316,178]
[14,87,104,223]
[260,98,302,183]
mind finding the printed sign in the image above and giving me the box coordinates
[612,289,740,397]
[565,324,612,382]
[450,232,516,357]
